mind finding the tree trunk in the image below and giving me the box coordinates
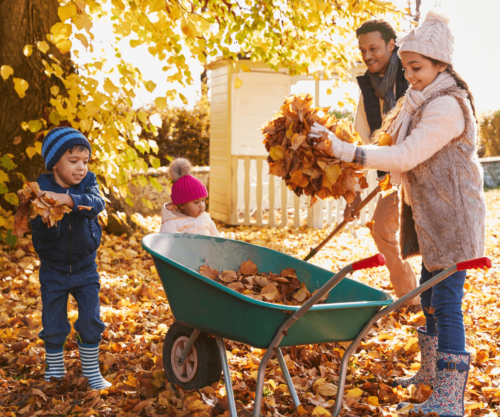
[0,0,71,209]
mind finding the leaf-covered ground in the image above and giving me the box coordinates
[1,191,500,417]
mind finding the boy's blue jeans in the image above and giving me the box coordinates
[39,263,106,350]
[420,263,467,352]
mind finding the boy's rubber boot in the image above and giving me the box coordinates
[392,327,438,388]
[77,341,112,390]
[397,349,470,416]
[44,347,65,381]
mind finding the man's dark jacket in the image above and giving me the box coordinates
[31,171,105,274]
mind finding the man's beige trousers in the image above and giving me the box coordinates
[371,192,420,306]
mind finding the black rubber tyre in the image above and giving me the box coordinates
[163,321,222,390]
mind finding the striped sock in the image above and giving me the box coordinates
[77,342,112,390]
[44,348,65,381]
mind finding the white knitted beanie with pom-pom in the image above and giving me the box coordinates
[396,10,454,66]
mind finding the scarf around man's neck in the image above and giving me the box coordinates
[367,51,400,115]
[389,71,457,184]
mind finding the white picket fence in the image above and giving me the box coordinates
[231,155,380,228]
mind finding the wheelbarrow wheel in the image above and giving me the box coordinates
[163,321,222,390]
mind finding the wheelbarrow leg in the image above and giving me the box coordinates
[215,337,237,417]
[276,348,300,410]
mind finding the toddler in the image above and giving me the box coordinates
[33,127,111,390]
[160,158,221,237]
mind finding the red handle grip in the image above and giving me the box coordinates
[352,254,386,271]
[457,257,491,271]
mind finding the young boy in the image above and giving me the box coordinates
[32,126,111,390]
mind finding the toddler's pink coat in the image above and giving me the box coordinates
[160,203,221,237]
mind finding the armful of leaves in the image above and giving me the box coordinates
[262,93,368,207]
[13,182,71,237]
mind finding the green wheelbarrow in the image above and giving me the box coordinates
[142,233,491,417]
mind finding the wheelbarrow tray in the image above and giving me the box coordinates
[142,233,392,348]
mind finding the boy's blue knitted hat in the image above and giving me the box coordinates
[41,127,91,171]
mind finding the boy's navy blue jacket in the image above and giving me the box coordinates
[31,171,105,274]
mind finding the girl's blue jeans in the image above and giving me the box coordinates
[39,263,106,350]
[420,263,467,352]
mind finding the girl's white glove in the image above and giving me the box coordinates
[310,122,356,162]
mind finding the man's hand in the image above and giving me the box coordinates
[343,192,362,222]
[42,191,75,208]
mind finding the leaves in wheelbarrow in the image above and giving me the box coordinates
[199,260,317,306]
[261,92,369,206]
[199,264,219,280]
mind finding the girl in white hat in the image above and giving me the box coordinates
[311,10,485,417]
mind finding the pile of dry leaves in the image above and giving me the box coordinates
[199,260,318,305]
[262,93,368,205]
[1,191,499,417]
[13,182,72,237]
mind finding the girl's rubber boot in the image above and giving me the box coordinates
[77,341,112,390]
[392,327,438,388]
[397,349,470,416]
[44,347,65,381]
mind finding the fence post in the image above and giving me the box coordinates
[231,157,239,225]
[256,158,263,226]
[280,181,288,228]
[293,194,301,228]
[269,174,275,227]
[243,156,251,225]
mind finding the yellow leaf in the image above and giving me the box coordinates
[23,45,33,57]
[13,78,29,98]
[179,93,188,105]
[234,77,243,89]
[366,396,380,406]
[50,86,60,96]
[181,19,197,38]
[322,164,342,189]
[34,141,42,155]
[58,3,77,21]
[1,65,14,81]
[26,147,37,159]
[103,78,119,95]
[240,64,251,72]
[27,120,42,133]
[21,122,29,131]
[465,402,482,410]
[269,145,285,161]
[37,41,50,54]
[155,97,167,110]
[74,33,89,50]
[297,405,308,416]
[378,132,392,147]
[378,174,392,192]
[404,337,418,351]
[346,388,363,398]
[51,22,72,43]
[312,406,331,416]
[144,80,157,93]
[55,39,72,54]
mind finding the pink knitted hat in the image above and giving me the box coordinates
[169,158,208,205]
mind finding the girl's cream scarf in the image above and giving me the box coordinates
[389,71,457,184]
